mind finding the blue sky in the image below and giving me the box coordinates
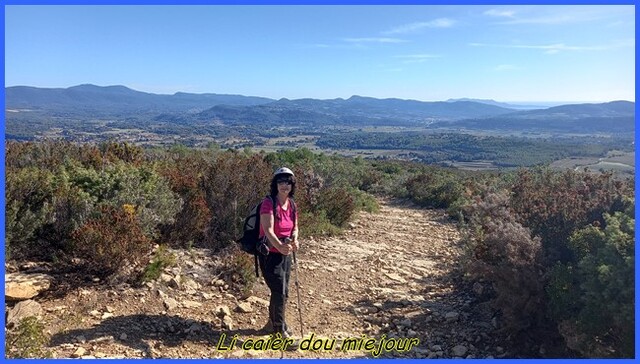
[4,5,635,103]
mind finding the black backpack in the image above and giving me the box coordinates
[237,195,297,277]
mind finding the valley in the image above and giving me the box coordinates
[5,84,635,174]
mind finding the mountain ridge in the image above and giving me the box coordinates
[8,84,634,107]
[5,84,635,137]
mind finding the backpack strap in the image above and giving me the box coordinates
[269,195,297,238]
[255,195,277,279]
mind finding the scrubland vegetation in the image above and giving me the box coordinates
[5,140,634,358]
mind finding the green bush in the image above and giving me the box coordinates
[66,161,182,239]
[317,187,356,228]
[548,198,634,358]
[5,167,56,260]
[5,317,51,358]
[298,211,342,238]
[230,249,258,297]
[510,168,630,263]
[404,170,464,209]
[461,168,634,357]
[352,188,380,213]
[139,245,177,283]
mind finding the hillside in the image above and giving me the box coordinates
[5,85,274,115]
[433,101,635,134]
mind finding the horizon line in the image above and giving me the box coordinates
[4,83,634,105]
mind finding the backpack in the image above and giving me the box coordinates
[237,195,297,277]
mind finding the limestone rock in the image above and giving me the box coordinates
[163,297,179,311]
[182,300,202,309]
[5,272,53,300]
[222,315,234,330]
[71,347,87,358]
[6,299,43,328]
[236,302,253,313]
[246,296,269,307]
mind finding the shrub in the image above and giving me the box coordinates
[156,153,212,248]
[5,167,56,260]
[352,188,380,213]
[292,167,325,214]
[510,168,630,263]
[100,141,145,165]
[404,170,464,209]
[298,211,342,238]
[72,204,153,278]
[5,317,51,358]
[216,244,257,297]
[548,198,634,358]
[462,191,546,342]
[202,151,273,250]
[317,187,356,228]
[139,245,177,283]
[67,161,182,239]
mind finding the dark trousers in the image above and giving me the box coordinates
[259,252,291,333]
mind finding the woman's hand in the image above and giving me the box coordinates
[291,238,300,252]
[275,240,293,255]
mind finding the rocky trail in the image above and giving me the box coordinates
[6,197,509,359]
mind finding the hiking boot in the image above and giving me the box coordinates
[277,330,299,351]
[284,340,300,351]
[259,321,294,338]
[278,329,294,339]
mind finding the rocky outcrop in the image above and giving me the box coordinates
[6,299,43,328]
[5,272,53,301]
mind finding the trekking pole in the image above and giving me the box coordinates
[292,250,304,337]
[285,238,304,338]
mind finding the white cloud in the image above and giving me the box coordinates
[469,41,627,54]
[382,18,455,35]
[485,7,613,26]
[498,15,583,25]
[483,9,516,18]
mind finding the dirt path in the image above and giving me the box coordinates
[22,197,506,359]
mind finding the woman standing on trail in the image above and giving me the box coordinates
[258,167,299,339]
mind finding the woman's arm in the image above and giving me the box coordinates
[260,212,291,255]
[291,216,299,251]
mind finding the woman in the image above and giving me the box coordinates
[258,167,299,339]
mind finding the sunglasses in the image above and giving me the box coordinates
[277,179,293,185]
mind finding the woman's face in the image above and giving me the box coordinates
[276,176,293,195]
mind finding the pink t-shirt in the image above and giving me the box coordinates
[259,197,296,252]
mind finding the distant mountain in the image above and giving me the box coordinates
[5,84,519,122]
[515,100,635,118]
[446,98,546,110]
[5,84,635,137]
[434,101,635,134]
[269,95,516,120]
[5,84,274,116]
